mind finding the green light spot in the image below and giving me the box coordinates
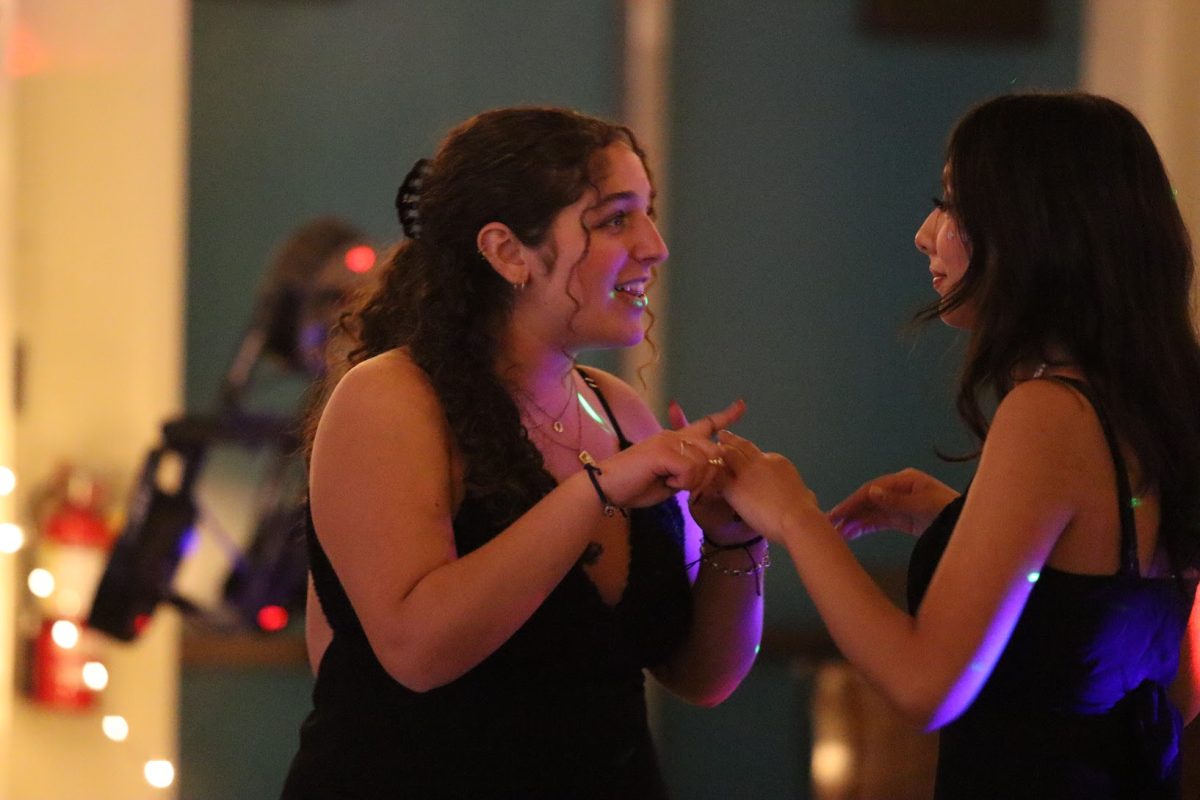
[578,393,612,433]
[755,643,761,656]
[1130,497,1142,509]
[1026,571,1040,583]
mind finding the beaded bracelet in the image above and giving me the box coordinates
[581,462,626,518]
[691,534,770,596]
[702,533,764,551]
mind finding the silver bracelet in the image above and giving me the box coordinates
[695,544,770,595]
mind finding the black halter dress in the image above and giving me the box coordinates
[907,377,1195,799]
[280,370,692,799]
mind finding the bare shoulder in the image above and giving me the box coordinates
[324,348,442,425]
[313,348,453,477]
[577,365,662,441]
[982,378,1106,492]
[990,378,1097,441]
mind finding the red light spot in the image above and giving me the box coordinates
[343,245,376,274]
[257,605,289,632]
[133,615,151,635]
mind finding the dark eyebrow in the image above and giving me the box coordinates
[589,190,639,209]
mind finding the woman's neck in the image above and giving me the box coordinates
[495,322,577,399]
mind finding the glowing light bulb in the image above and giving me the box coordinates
[27,568,55,598]
[144,759,175,789]
[82,661,109,691]
[811,740,853,789]
[257,605,289,632]
[0,465,15,496]
[0,522,24,553]
[51,619,80,649]
[102,715,129,742]
[343,244,376,273]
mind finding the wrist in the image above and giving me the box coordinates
[693,536,770,596]
[579,457,626,518]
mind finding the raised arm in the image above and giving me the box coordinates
[311,351,742,692]
[719,380,1094,729]
[582,374,764,707]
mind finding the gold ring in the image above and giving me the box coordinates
[708,457,725,467]
[723,443,749,460]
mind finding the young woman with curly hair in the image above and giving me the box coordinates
[279,107,765,799]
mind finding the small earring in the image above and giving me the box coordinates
[512,280,526,291]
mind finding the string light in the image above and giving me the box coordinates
[102,715,129,742]
[0,465,15,495]
[0,521,23,553]
[27,567,55,598]
[82,661,109,691]
[50,619,80,649]
[144,760,175,789]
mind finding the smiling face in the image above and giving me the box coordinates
[914,168,974,329]
[525,142,668,351]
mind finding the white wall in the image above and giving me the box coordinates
[3,2,189,798]
[1083,0,1200,292]
[0,0,19,791]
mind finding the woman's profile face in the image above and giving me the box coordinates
[528,142,668,351]
[915,167,974,329]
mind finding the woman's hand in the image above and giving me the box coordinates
[827,468,958,540]
[667,400,755,546]
[596,399,745,510]
[715,431,821,544]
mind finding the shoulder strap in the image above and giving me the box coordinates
[1041,376,1140,576]
[575,367,633,450]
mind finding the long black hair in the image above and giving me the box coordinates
[922,92,1200,571]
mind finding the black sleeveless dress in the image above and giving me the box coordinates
[280,370,692,800]
[908,377,1196,799]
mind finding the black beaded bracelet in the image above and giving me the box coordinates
[695,533,769,596]
[582,462,627,518]
[701,533,764,551]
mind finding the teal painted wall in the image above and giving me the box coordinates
[187,0,621,411]
[185,1,1081,798]
[654,2,1080,796]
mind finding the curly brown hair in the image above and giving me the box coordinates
[306,107,652,527]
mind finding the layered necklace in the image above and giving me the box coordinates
[520,371,609,564]
[521,371,606,468]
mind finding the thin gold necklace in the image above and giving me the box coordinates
[524,380,602,468]
[521,374,576,434]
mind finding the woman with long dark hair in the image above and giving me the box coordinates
[279,107,766,799]
[717,93,1200,798]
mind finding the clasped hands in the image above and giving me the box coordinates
[666,402,961,546]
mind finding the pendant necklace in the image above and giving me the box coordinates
[522,376,606,565]
[522,375,576,434]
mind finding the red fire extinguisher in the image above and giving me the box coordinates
[27,467,114,710]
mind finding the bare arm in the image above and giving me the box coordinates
[311,351,742,692]
[828,468,960,541]
[720,380,1092,729]
[586,376,763,707]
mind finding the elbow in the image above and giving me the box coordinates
[656,665,744,708]
[890,680,969,733]
[375,638,464,694]
[678,683,736,709]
